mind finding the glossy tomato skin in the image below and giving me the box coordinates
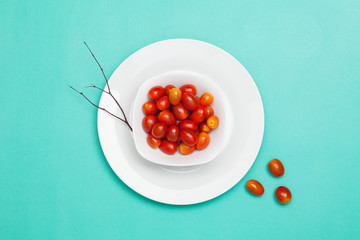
[142,115,158,133]
[268,159,285,177]
[158,110,176,126]
[147,134,161,148]
[182,93,198,111]
[199,122,211,133]
[169,88,182,105]
[151,122,167,139]
[156,96,170,111]
[191,106,207,123]
[207,115,219,129]
[275,186,292,204]
[179,143,195,155]
[196,132,210,150]
[205,106,214,119]
[149,86,164,101]
[171,103,189,120]
[166,125,180,142]
[200,92,213,106]
[179,119,198,131]
[159,140,177,155]
[246,180,265,196]
[180,129,197,146]
[164,85,175,96]
[180,84,197,95]
[142,101,157,115]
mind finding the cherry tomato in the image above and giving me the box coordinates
[151,122,167,139]
[246,180,264,196]
[207,115,219,129]
[180,129,197,146]
[156,96,170,111]
[182,93,198,111]
[159,140,177,155]
[199,122,211,133]
[149,86,164,101]
[179,120,198,131]
[158,110,176,126]
[179,143,195,155]
[171,103,189,120]
[142,101,157,115]
[169,88,182,105]
[147,134,161,148]
[205,106,214,119]
[200,92,213,106]
[142,115,158,133]
[164,85,175,96]
[268,159,285,177]
[166,125,180,142]
[180,84,197,95]
[275,186,292,204]
[191,106,207,123]
[196,132,210,150]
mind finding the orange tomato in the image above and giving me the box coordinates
[196,132,210,150]
[169,88,182,105]
[207,115,219,129]
[200,92,213,106]
[199,122,211,133]
[179,142,196,155]
[147,134,161,148]
[246,180,264,196]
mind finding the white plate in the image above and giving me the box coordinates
[97,39,264,205]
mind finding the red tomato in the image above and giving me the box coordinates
[166,125,180,142]
[199,122,211,133]
[151,122,167,139]
[171,103,189,120]
[142,101,157,115]
[149,86,164,101]
[179,120,198,131]
[159,140,177,155]
[200,92,213,106]
[169,88,182,105]
[156,96,170,111]
[207,115,219,129]
[268,159,285,177]
[164,85,175,96]
[205,106,214,119]
[179,143,195,155]
[246,180,264,196]
[275,186,292,204]
[158,110,176,126]
[180,84,197,95]
[196,132,210,150]
[147,134,161,148]
[182,93,198,110]
[142,115,158,133]
[180,129,197,146]
[191,106,207,123]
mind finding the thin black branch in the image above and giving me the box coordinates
[83,42,129,123]
[68,84,133,131]
[85,84,109,94]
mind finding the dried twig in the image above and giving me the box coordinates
[68,42,132,131]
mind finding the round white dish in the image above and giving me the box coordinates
[131,70,233,167]
[97,39,264,205]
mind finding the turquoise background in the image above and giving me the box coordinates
[1,0,359,239]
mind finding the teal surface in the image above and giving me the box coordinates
[1,0,359,239]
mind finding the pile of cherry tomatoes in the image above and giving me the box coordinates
[142,84,219,155]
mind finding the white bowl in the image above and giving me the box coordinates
[131,70,233,167]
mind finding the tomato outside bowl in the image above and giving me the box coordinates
[130,70,233,167]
